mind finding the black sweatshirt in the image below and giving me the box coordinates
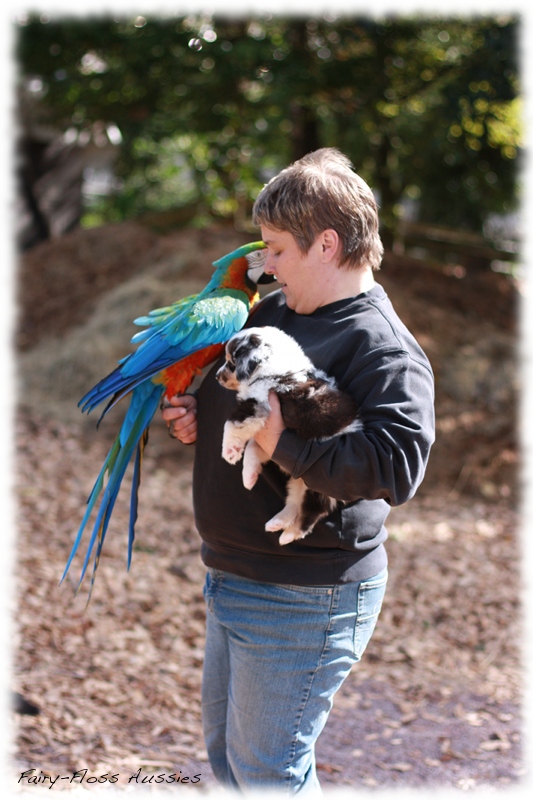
[192,284,435,585]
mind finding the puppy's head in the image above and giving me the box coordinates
[216,330,267,390]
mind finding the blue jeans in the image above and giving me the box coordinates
[202,567,388,794]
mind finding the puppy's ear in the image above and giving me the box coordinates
[226,338,239,361]
[236,356,261,383]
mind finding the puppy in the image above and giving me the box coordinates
[216,326,360,544]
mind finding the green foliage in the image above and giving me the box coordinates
[16,13,521,234]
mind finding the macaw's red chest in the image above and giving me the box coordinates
[157,343,225,398]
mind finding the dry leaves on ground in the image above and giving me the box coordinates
[10,408,524,793]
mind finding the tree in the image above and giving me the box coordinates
[15,13,520,238]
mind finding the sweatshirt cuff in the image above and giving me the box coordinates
[271,429,309,478]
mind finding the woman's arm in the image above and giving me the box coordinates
[268,351,435,507]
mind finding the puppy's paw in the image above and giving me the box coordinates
[278,526,309,545]
[265,515,285,532]
[242,441,268,490]
[279,530,298,545]
[265,510,296,532]
[268,515,309,545]
[242,464,260,490]
[222,440,245,464]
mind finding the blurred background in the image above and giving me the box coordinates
[15,10,522,497]
[16,13,521,255]
[11,9,525,792]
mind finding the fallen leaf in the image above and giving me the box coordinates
[377,761,413,772]
[479,738,511,752]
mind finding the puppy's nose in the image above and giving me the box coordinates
[216,362,235,383]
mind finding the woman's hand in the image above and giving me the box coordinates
[254,391,285,458]
[160,394,197,445]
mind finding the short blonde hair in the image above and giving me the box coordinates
[252,148,383,270]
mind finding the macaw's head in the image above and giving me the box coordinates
[244,245,276,287]
[212,242,276,297]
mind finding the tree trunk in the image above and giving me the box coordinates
[287,20,321,161]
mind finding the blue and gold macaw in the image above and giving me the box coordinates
[62,241,270,596]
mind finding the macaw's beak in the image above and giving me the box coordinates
[246,248,277,285]
[257,272,277,284]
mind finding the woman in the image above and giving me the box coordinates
[161,148,435,793]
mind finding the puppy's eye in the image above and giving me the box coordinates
[226,362,236,372]
[233,344,249,359]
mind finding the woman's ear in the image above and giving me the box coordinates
[320,229,341,263]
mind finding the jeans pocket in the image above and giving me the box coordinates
[352,569,387,660]
[203,568,224,606]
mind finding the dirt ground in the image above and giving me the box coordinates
[10,223,525,793]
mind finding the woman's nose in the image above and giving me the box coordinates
[264,253,276,275]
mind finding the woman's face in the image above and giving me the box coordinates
[260,226,329,315]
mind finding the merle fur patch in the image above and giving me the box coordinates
[228,397,260,424]
[278,378,359,440]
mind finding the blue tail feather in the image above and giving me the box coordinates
[63,383,164,593]
[128,429,148,570]
[75,431,142,590]
[61,437,121,582]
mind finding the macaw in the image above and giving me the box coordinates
[62,241,270,596]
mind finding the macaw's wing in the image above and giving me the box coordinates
[131,288,250,348]
[124,288,251,383]
[129,294,199,339]
[180,289,252,339]
[79,289,251,416]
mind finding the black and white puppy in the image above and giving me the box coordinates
[216,326,360,545]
